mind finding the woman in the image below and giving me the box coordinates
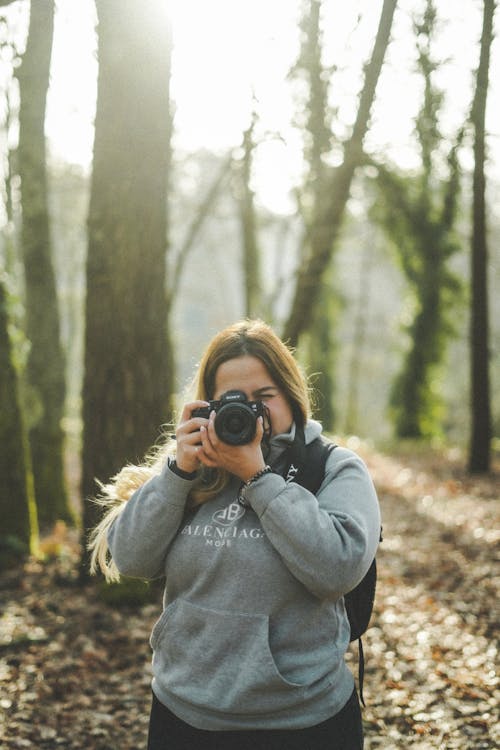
[90,319,380,750]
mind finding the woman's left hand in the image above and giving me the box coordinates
[198,412,266,482]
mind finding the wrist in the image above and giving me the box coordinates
[169,459,198,480]
[238,458,266,483]
[238,465,273,507]
[243,465,272,486]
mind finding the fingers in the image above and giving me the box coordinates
[176,417,209,439]
[176,401,210,439]
[196,413,266,477]
[206,410,219,445]
[198,412,218,466]
[174,401,210,473]
[176,401,267,475]
[178,400,210,424]
[254,415,264,444]
[174,434,202,473]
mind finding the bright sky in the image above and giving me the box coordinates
[5,0,500,214]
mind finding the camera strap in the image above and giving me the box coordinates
[273,424,308,484]
[273,424,337,493]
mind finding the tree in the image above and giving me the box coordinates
[16,0,71,526]
[372,0,463,439]
[469,0,495,472]
[282,0,398,348]
[343,231,376,435]
[291,0,338,429]
[81,1,173,563]
[233,114,262,318]
[166,153,232,318]
[0,273,38,569]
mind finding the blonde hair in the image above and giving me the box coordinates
[88,441,174,581]
[89,319,311,581]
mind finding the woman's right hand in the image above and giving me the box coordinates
[174,401,210,474]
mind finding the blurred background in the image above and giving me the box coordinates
[0,0,498,552]
[1,5,499,748]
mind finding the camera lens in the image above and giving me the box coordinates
[214,403,256,445]
[227,414,246,433]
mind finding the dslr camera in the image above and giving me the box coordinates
[192,390,265,445]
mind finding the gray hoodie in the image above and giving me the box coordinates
[107,420,381,730]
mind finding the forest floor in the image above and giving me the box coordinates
[0,444,498,749]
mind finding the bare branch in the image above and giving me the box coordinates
[282,0,398,347]
[166,154,232,308]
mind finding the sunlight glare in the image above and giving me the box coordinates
[168,0,300,151]
[46,0,97,170]
[167,0,303,213]
[42,0,500,209]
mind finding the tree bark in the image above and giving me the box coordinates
[469,0,495,473]
[0,275,38,568]
[236,118,261,318]
[16,0,71,527]
[375,3,464,440]
[293,0,337,429]
[81,1,173,562]
[282,0,398,348]
[344,236,375,435]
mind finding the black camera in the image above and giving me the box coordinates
[191,390,265,446]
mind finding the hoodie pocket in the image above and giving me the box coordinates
[150,603,176,651]
[151,598,308,714]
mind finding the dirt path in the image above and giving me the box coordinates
[0,447,498,748]
[360,446,499,748]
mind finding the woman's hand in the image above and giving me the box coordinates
[198,411,266,482]
[174,401,211,474]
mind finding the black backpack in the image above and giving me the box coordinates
[277,431,381,706]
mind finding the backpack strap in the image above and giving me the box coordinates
[345,560,377,707]
[275,424,336,492]
[357,637,366,707]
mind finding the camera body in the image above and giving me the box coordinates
[192,390,265,445]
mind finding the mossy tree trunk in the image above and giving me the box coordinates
[16,0,71,527]
[282,0,398,349]
[373,1,464,439]
[469,0,495,472]
[292,0,337,430]
[81,1,173,571]
[0,275,38,569]
[304,277,338,431]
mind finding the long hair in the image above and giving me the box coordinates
[89,319,311,581]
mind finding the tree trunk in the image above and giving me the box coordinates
[293,0,336,430]
[305,277,337,431]
[234,118,261,318]
[16,0,71,527]
[469,0,495,473]
[167,155,232,313]
[0,275,38,569]
[344,237,375,435]
[282,0,398,348]
[373,2,464,440]
[81,1,173,565]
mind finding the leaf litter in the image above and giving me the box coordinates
[1,445,498,748]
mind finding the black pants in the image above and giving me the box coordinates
[147,689,363,750]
